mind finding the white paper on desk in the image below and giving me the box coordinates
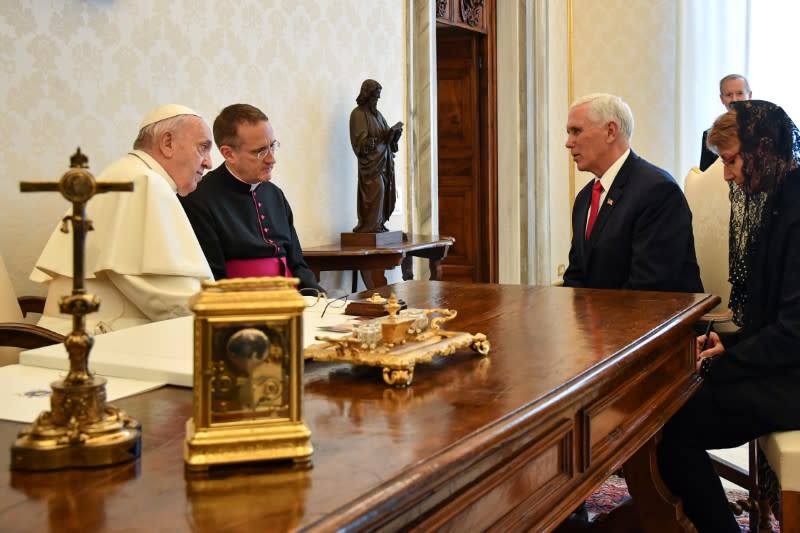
[0,364,164,423]
[302,297,357,343]
[21,316,196,387]
[20,302,353,387]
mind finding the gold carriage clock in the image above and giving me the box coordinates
[184,277,312,471]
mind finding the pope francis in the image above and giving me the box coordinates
[31,104,214,335]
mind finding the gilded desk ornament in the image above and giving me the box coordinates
[305,293,490,387]
[12,148,140,471]
[184,277,312,472]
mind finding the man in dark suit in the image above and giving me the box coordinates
[563,93,703,293]
[699,74,752,171]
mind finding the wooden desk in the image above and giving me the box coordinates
[0,282,717,532]
[303,234,454,291]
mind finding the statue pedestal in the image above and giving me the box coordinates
[341,231,403,247]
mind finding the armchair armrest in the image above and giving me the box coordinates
[0,323,64,349]
[17,296,46,318]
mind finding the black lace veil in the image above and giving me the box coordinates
[733,100,800,194]
[726,100,800,325]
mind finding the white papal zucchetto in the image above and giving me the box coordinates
[138,104,201,130]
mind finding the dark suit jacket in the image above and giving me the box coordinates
[563,151,703,293]
[699,129,717,171]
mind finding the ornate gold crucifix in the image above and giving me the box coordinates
[11,148,142,471]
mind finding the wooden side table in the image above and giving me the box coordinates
[302,234,455,291]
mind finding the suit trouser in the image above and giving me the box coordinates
[657,381,777,533]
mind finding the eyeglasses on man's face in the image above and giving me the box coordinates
[253,140,280,159]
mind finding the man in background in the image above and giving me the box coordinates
[32,104,214,334]
[563,93,703,293]
[699,74,752,171]
[180,103,324,293]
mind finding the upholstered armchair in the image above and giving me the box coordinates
[0,255,63,354]
[684,159,735,327]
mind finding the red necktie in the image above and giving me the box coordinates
[585,180,603,239]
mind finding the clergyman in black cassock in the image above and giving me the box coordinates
[179,103,323,293]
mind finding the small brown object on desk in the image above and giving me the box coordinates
[303,233,454,291]
[344,292,407,316]
[0,281,718,532]
[340,230,403,247]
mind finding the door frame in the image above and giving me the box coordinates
[410,0,555,285]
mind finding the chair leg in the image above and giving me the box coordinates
[758,497,773,533]
[749,439,762,529]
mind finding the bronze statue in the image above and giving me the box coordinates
[349,79,403,233]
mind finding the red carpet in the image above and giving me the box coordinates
[586,475,781,532]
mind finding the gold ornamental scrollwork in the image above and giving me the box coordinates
[304,294,490,387]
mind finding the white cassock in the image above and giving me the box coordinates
[31,150,212,335]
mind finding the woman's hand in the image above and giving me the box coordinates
[695,331,724,372]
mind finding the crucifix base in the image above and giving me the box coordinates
[10,376,141,471]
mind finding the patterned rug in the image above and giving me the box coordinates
[585,475,781,532]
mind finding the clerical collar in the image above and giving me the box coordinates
[225,163,261,192]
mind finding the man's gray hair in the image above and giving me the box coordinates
[570,93,634,143]
[133,114,195,150]
[719,73,751,94]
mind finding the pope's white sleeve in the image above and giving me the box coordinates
[106,271,202,322]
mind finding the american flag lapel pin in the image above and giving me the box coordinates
[606,199,614,206]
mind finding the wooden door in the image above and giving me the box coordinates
[436,0,496,283]
[437,32,480,282]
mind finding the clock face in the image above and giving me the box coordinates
[208,320,294,424]
[227,328,270,373]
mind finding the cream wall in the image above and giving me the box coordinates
[0,0,405,297]
[571,0,677,177]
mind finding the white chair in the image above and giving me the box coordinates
[0,254,62,361]
[683,159,734,324]
[759,431,800,531]
[0,254,23,323]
